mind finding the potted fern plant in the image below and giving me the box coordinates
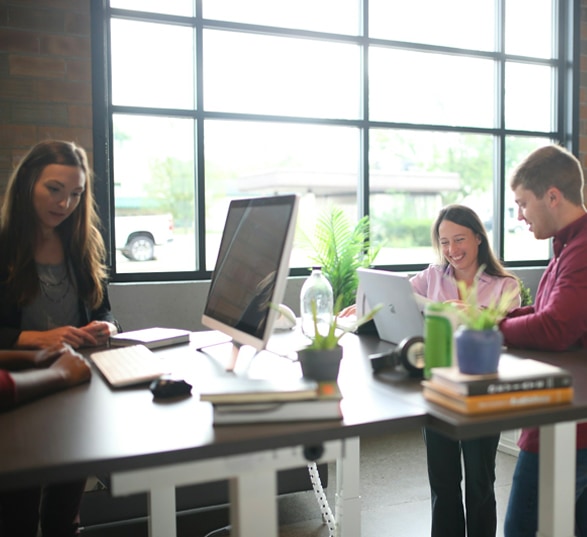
[300,205,381,309]
[453,267,519,375]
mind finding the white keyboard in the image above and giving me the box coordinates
[90,345,169,387]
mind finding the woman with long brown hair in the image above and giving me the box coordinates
[0,139,120,349]
[0,139,120,536]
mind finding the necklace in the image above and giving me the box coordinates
[37,265,71,304]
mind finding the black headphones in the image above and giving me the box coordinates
[369,335,425,377]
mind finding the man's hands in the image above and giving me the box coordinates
[9,344,91,406]
[49,346,91,386]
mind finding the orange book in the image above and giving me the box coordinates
[422,380,574,415]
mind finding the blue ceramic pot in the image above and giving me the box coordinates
[455,326,503,375]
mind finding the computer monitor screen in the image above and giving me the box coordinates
[201,194,299,352]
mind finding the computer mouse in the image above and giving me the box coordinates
[149,377,192,398]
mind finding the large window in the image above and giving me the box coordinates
[92,0,578,281]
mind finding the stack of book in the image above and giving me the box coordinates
[422,354,573,415]
[199,376,343,425]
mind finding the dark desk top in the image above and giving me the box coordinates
[0,330,424,491]
[1,330,586,491]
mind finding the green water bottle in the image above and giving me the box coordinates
[424,302,456,379]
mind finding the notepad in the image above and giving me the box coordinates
[199,376,319,404]
[211,381,343,424]
[109,327,190,349]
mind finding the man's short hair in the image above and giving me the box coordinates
[510,144,585,205]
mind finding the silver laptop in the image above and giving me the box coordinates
[356,268,425,344]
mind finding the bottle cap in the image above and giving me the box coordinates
[425,302,447,313]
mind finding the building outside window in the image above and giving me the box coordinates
[92,0,577,281]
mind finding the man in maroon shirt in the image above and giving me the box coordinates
[500,144,587,537]
[0,346,90,536]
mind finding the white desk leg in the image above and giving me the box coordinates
[229,469,277,537]
[537,422,576,537]
[336,436,361,537]
[147,485,176,537]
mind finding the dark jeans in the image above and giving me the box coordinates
[424,427,500,537]
[0,479,86,537]
[504,448,587,537]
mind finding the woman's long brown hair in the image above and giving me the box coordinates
[0,140,107,309]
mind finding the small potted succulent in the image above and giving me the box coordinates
[453,266,519,375]
[278,297,382,381]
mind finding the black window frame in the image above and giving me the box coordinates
[90,0,580,283]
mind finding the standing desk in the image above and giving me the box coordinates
[0,331,586,537]
[420,348,587,537]
[0,331,427,537]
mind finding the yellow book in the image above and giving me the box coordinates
[422,380,574,415]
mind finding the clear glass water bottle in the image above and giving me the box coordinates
[300,266,334,338]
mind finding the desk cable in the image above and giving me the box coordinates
[308,462,337,536]
[202,464,335,537]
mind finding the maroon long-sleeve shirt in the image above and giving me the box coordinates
[0,370,16,410]
[500,212,587,452]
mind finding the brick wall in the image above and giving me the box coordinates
[0,0,92,193]
[1,2,587,192]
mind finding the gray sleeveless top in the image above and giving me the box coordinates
[21,262,80,330]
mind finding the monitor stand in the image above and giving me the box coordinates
[196,339,261,374]
[196,338,291,375]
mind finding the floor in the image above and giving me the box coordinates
[273,427,518,537]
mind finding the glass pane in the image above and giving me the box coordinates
[203,0,360,35]
[505,0,554,58]
[110,19,195,109]
[112,114,196,273]
[110,0,194,17]
[204,30,360,119]
[369,0,495,51]
[505,62,553,131]
[503,136,552,262]
[369,130,495,265]
[203,120,360,270]
[370,48,495,127]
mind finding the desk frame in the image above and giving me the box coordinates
[111,437,360,537]
[538,422,576,537]
[110,423,578,537]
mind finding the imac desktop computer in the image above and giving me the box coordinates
[201,194,300,369]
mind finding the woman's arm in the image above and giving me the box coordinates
[14,326,97,349]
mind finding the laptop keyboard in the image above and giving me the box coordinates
[90,345,169,387]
